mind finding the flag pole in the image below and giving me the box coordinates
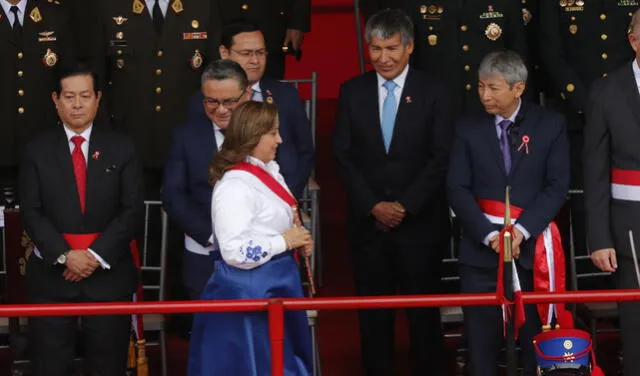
[503,186,518,376]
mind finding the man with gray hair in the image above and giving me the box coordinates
[584,9,640,375]
[448,50,570,376]
[162,59,251,299]
[333,8,452,375]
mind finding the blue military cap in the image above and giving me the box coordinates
[533,328,603,376]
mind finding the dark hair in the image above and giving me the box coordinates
[200,59,249,89]
[220,21,264,49]
[54,61,100,95]
[209,101,279,184]
[365,8,414,45]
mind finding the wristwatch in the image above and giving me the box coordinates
[57,251,70,265]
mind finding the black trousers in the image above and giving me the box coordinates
[460,263,542,376]
[353,228,445,376]
[28,294,131,376]
[615,255,640,375]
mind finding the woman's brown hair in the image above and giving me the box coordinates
[209,101,279,185]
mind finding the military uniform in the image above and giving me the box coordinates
[0,0,72,185]
[360,0,529,114]
[540,0,639,120]
[84,0,220,176]
[216,0,310,79]
[520,0,546,99]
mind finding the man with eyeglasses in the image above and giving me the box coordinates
[188,21,314,199]
[162,59,250,300]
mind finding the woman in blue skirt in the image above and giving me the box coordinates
[188,101,314,375]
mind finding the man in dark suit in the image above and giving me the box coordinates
[187,22,314,198]
[447,50,570,376]
[19,62,144,375]
[584,10,640,375]
[332,9,451,375]
[0,0,73,195]
[359,0,528,114]
[163,59,250,299]
[215,0,310,79]
[80,0,221,198]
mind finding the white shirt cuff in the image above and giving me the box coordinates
[208,234,214,245]
[87,248,111,269]
[514,224,531,240]
[483,231,500,246]
[269,235,287,255]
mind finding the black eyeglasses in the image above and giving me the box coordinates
[202,90,246,110]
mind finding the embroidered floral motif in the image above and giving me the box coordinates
[245,241,268,262]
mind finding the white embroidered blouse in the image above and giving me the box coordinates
[211,156,293,270]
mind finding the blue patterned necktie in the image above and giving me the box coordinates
[499,119,513,174]
[381,80,398,152]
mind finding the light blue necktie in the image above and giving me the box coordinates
[381,80,398,152]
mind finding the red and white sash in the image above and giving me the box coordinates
[477,199,574,331]
[611,168,640,201]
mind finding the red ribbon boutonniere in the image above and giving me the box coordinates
[405,96,412,104]
[517,135,530,154]
[92,151,101,160]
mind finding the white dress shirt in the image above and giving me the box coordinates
[483,99,530,245]
[211,156,292,270]
[251,81,263,102]
[184,122,225,255]
[376,64,409,124]
[32,125,111,269]
[145,0,168,18]
[0,0,26,27]
[633,59,640,94]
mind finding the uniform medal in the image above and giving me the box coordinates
[485,22,502,40]
[43,48,58,67]
[190,49,203,69]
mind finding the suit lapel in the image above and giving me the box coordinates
[621,63,640,128]
[86,127,106,215]
[364,73,386,155]
[161,0,182,42]
[482,114,507,175]
[0,6,14,45]
[388,69,415,154]
[21,1,39,45]
[55,128,83,214]
[131,0,155,39]
[510,104,537,174]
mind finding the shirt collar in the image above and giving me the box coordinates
[633,59,640,88]
[63,124,93,143]
[495,98,522,125]
[246,155,280,176]
[376,64,409,91]
[145,0,169,9]
[1,0,27,19]
[211,120,221,132]
[251,81,261,94]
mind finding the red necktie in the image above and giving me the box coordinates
[71,136,87,213]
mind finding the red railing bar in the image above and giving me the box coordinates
[522,289,640,304]
[268,300,285,376]
[0,290,638,318]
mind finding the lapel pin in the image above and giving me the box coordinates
[517,135,530,154]
[91,151,101,160]
[405,96,412,104]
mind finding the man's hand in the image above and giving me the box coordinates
[511,227,524,259]
[371,202,406,228]
[284,29,304,51]
[64,250,100,279]
[63,268,84,282]
[590,248,617,272]
[375,220,391,232]
[489,234,500,253]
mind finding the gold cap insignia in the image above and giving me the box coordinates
[485,22,503,41]
[171,0,184,14]
[191,19,199,29]
[30,7,42,23]
[563,340,573,350]
[113,16,128,25]
[427,34,438,46]
[132,0,145,14]
[43,48,58,67]
[190,49,203,69]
